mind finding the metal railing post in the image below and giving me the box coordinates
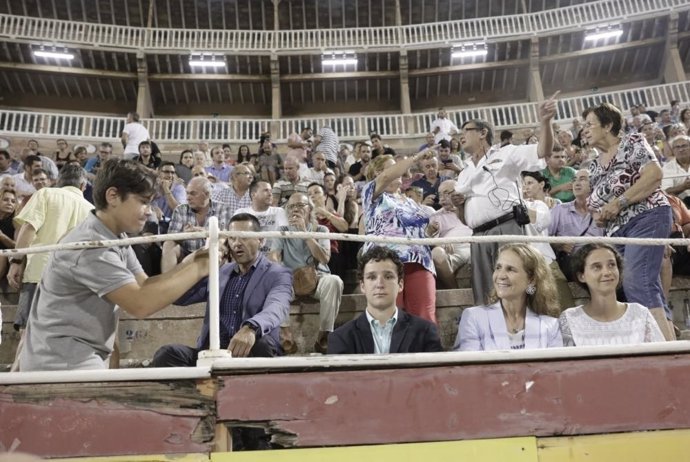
[196,217,232,366]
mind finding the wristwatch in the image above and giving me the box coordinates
[242,322,261,337]
[8,256,25,264]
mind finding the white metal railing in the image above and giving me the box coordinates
[2,81,688,144]
[1,0,688,54]
[1,226,690,375]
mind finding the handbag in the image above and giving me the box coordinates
[293,257,320,296]
[556,215,593,281]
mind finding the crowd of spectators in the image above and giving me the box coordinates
[4,95,690,381]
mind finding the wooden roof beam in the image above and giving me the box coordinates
[0,61,136,79]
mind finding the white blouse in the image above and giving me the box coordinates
[524,199,556,263]
[559,303,665,346]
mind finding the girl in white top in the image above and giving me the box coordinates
[559,244,664,346]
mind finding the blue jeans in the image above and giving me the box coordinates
[612,206,672,317]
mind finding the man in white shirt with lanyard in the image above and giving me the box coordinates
[455,92,559,305]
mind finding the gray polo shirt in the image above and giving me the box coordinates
[271,224,331,273]
[19,212,143,371]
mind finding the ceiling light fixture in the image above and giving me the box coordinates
[451,42,488,59]
[189,54,226,68]
[33,47,74,60]
[584,27,623,42]
[321,50,357,67]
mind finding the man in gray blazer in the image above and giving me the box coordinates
[328,246,443,355]
[152,213,292,366]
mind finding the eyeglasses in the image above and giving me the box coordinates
[160,170,176,174]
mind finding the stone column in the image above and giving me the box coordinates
[527,37,544,102]
[135,51,154,117]
[663,13,687,83]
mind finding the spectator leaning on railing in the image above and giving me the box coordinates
[18,159,211,372]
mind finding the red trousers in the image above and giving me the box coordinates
[396,263,437,324]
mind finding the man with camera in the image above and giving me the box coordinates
[454,92,559,305]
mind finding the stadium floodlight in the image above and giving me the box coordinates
[32,48,74,60]
[321,50,357,67]
[584,27,623,42]
[189,54,226,68]
[451,42,488,59]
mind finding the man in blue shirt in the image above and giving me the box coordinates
[205,145,232,183]
[327,246,443,354]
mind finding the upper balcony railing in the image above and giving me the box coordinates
[0,0,688,54]
[1,81,688,145]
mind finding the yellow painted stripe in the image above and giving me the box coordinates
[212,438,537,462]
[48,429,690,462]
[538,429,690,461]
[55,454,209,462]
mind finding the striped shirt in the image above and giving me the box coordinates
[272,179,311,207]
[317,127,339,164]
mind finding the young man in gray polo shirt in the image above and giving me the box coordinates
[19,159,210,371]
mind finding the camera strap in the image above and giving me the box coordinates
[515,180,527,207]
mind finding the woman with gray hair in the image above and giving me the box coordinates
[582,102,673,340]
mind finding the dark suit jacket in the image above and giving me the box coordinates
[327,310,443,354]
[176,253,292,349]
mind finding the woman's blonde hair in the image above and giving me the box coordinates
[488,243,560,317]
[365,154,393,181]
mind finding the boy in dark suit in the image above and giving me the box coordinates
[328,246,443,354]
